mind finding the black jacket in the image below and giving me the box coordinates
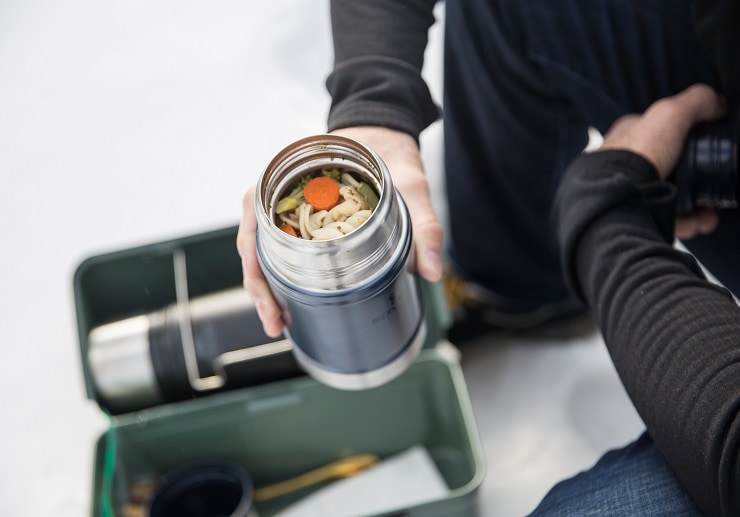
[554,150,740,517]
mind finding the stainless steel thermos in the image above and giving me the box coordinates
[254,134,426,390]
[87,286,300,414]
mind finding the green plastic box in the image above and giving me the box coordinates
[74,225,485,516]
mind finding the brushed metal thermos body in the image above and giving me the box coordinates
[254,134,426,390]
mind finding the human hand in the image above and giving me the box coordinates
[237,126,444,338]
[599,84,726,239]
[330,126,444,281]
[237,183,285,337]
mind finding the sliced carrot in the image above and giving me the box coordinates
[303,176,340,210]
[279,222,298,237]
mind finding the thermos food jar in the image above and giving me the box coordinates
[254,134,426,390]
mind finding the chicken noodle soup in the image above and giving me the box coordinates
[275,168,379,240]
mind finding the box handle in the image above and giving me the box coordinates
[173,248,293,392]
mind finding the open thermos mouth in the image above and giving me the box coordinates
[145,462,256,517]
[255,134,426,390]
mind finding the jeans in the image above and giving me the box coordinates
[443,0,739,309]
[529,432,702,516]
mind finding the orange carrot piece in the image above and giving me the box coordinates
[303,176,340,210]
[280,222,298,237]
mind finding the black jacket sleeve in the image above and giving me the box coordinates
[326,0,441,140]
[554,149,740,516]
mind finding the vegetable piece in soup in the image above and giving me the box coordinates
[275,168,378,240]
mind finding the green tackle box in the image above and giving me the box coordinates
[73,225,485,516]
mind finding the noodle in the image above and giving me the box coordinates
[276,169,377,240]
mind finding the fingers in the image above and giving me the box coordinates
[675,209,719,240]
[331,126,444,283]
[663,83,727,125]
[643,85,725,174]
[601,84,726,180]
[598,85,726,240]
[237,186,285,338]
[642,84,725,143]
[394,171,444,282]
[236,186,257,269]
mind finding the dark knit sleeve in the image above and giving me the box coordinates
[326,0,441,140]
[554,149,740,516]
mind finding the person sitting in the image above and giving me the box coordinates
[530,84,738,516]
